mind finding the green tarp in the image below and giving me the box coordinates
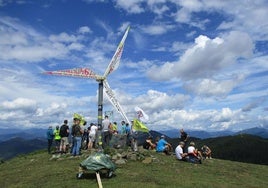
[80,152,116,172]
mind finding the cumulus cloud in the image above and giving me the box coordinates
[147,31,254,81]
[184,75,245,97]
[0,17,87,62]
[2,98,37,111]
[135,90,190,111]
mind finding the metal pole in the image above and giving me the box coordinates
[97,80,104,149]
[98,80,103,128]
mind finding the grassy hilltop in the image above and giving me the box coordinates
[0,149,267,188]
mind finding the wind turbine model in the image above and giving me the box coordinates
[44,26,131,127]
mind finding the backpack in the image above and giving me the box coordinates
[60,125,68,137]
[72,124,82,137]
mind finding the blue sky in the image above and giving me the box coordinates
[0,0,267,132]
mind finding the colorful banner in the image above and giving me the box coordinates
[103,26,130,78]
[44,68,98,79]
[132,118,149,132]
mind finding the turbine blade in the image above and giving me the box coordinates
[103,26,130,78]
[103,80,130,125]
[43,68,98,80]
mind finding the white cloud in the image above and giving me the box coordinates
[49,32,78,43]
[141,24,174,35]
[114,0,145,14]
[184,75,244,97]
[0,17,89,63]
[78,26,92,34]
[2,98,36,110]
[147,31,254,81]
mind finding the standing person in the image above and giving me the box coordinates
[180,129,189,142]
[71,118,84,156]
[53,125,61,153]
[46,126,54,154]
[156,135,172,155]
[120,120,126,135]
[125,122,132,146]
[112,122,118,134]
[175,141,188,161]
[59,120,69,154]
[102,115,111,148]
[180,129,189,152]
[88,123,98,151]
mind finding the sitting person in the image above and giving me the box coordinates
[143,136,156,150]
[175,141,188,161]
[187,141,202,164]
[201,145,212,159]
[156,135,172,155]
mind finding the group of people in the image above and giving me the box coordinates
[46,115,138,156]
[143,135,172,155]
[176,129,212,163]
[142,128,212,164]
[46,119,70,154]
[47,119,212,162]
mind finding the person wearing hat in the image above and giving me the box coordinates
[187,141,202,164]
[175,141,188,161]
[71,118,84,156]
[156,135,172,155]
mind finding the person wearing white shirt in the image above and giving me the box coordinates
[87,123,98,150]
[175,141,188,161]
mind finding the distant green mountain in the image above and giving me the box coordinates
[0,137,47,160]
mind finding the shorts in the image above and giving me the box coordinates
[60,137,69,147]
[88,134,96,142]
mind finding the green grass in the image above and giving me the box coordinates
[0,149,267,188]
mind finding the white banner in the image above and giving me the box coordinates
[135,106,149,122]
[103,26,130,78]
[103,80,130,125]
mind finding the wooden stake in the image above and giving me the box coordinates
[96,171,103,188]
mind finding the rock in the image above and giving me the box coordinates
[115,159,126,165]
[142,157,153,164]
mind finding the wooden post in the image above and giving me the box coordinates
[96,171,103,188]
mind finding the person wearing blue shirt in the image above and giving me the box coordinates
[121,121,126,134]
[156,135,172,155]
[46,126,54,154]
